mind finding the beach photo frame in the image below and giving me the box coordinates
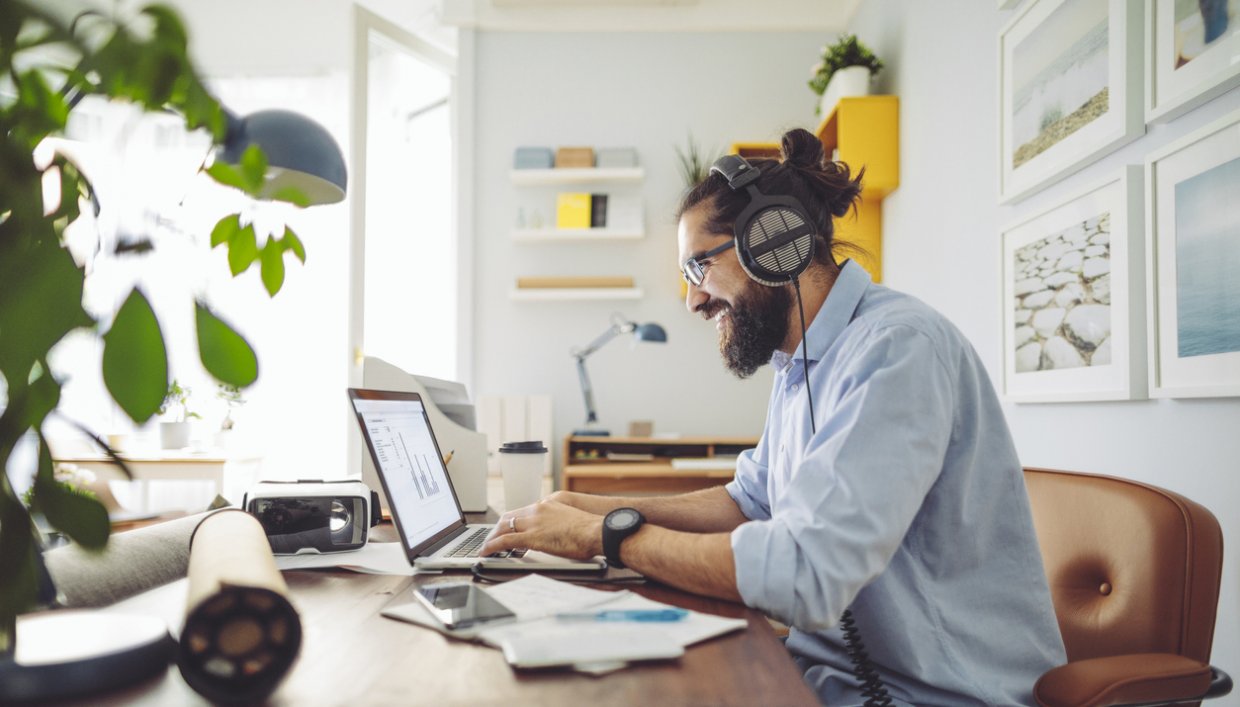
[1001,166,1146,402]
[1145,108,1240,398]
[999,0,1144,203]
[1146,0,1240,123]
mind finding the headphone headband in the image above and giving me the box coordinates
[711,154,761,190]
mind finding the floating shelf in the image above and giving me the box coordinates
[509,287,644,301]
[510,167,644,186]
[512,228,644,243]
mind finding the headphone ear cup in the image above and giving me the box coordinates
[736,206,816,286]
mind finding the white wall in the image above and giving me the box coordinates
[849,0,1240,688]
[472,32,832,464]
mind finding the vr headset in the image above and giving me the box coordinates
[243,480,381,554]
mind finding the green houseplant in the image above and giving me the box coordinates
[808,33,884,115]
[0,0,313,651]
[158,379,200,449]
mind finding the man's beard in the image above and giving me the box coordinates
[706,282,791,378]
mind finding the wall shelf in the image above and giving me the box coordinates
[510,287,643,301]
[814,95,899,282]
[513,228,643,243]
[510,167,645,186]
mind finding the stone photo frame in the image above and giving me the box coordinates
[1145,108,1240,398]
[1001,166,1147,402]
[1146,0,1240,124]
[998,0,1144,203]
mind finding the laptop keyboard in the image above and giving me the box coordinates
[445,527,527,559]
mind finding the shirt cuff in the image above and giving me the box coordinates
[725,479,768,521]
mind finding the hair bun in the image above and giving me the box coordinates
[780,128,825,170]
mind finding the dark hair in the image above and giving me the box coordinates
[675,128,865,270]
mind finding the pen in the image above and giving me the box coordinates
[555,608,689,622]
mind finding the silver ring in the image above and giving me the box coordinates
[509,517,516,532]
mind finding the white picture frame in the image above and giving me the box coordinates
[999,0,1145,203]
[1145,108,1240,398]
[1145,0,1240,124]
[1001,166,1146,402]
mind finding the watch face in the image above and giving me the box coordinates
[607,508,640,531]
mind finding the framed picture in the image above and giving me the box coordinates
[1145,108,1240,398]
[1002,166,1146,402]
[999,0,1144,203]
[1146,0,1240,123]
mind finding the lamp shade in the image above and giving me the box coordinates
[218,109,347,205]
[633,323,667,343]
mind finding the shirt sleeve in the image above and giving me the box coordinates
[731,324,956,631]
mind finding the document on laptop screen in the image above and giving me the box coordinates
[355,398,459,549]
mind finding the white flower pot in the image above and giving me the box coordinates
[819,65,872,116]
[160,421,191,450]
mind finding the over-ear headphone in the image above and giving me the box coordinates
[710,154,817,287]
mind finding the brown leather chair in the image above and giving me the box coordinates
[1024,467,1231,707]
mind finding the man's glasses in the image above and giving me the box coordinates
[681,239,736,287]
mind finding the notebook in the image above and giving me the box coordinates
[348,388,605,571]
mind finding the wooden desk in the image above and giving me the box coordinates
[65,519,816,706]
[562,435,758,495]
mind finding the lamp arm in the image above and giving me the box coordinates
[575,321,633,359]
[575,355,598,425]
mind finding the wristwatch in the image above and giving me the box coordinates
[602,507,645,569]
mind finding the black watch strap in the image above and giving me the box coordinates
[602,508,644,569]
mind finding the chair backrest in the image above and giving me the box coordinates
[1023,468,1224,664]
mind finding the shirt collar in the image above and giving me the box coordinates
[771,259,872,370]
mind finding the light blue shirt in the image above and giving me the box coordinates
[727,261,1065,706]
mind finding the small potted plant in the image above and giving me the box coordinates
[809,34,884,116]
[159,379,201,449]
[215,383,246,448]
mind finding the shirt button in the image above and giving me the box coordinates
[791,383,799,392]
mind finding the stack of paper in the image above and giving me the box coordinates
[382,575,747,674]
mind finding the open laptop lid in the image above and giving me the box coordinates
[348,388,468,563]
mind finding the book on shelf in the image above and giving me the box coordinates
[554,147,594,168]
[516,276,635,289]
[556,192,592,229]
[590,194,608,228]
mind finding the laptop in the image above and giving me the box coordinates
[348,388,606,571]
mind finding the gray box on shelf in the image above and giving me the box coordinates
[596,147,638,168]
[513,147,554,169]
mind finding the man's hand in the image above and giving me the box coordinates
[480,500,604,560]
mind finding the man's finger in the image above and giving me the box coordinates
[480,531,525,557]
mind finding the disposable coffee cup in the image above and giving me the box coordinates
[499,441,548,511]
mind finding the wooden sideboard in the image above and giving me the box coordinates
[562,435,758,495]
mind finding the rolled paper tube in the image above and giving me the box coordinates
[178,509,302,703]
[44,512,211,608]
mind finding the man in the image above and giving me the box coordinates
[482,129,1065,705]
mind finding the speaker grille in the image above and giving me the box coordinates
[743,207,813,283]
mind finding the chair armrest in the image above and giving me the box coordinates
[1034,653,1213,707]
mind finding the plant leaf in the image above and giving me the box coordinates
[206,161,249,192]
[33,437,108,550]
[0,494,39,631]
[210,213,240,248]
[282,227,306,263]
[0,236,93,385]
[238,145,268,194]
[102,288,168,423]
[270,186,310,208]
[259,238,285,297]
[196,303,258,387]
[227,222,258,276]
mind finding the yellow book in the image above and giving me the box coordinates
[556,193,592,229]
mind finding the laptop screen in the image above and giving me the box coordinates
[349,390,465,553]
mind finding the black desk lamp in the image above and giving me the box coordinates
[572,314,667,437]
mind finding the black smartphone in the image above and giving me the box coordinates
[411,582,516,629]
